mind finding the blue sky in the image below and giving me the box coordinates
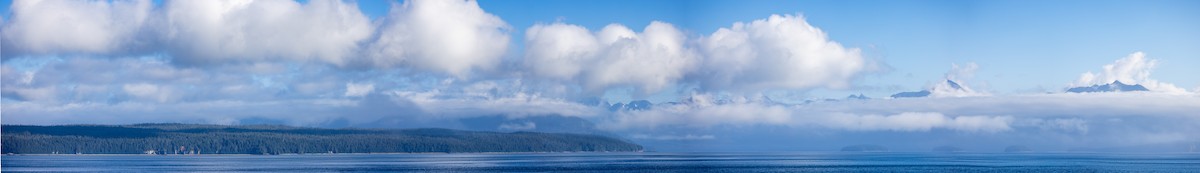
[2,0,1199,152]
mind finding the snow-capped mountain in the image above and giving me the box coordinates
[891,80,983,98]
[1066,81,1149,93]
[608,100,654,111]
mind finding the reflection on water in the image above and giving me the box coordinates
[3,152,1198,172]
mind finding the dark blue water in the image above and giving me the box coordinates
[3,152,1198,172]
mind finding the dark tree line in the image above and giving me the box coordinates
[1,124,643,155]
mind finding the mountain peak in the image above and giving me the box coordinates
[1066,81,1149,93]
[890,80,969,98]
[846,94,870,100]
[945,80,963,90]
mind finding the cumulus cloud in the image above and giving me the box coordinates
[161,0,373,65]
[4,1,870,97]
[1073,52,1187,93]
[367,0,511,78]
[525,22,696,93]
[523,14,873,94]
[698,14,867,92]
[1,0,153,56]
[3,0,510,79]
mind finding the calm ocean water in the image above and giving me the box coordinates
[3,152,1198,172]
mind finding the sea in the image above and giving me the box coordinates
[2,152,1198,172]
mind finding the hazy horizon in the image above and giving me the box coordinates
[2,0,1199,152]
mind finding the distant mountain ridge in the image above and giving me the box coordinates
[608,100,654,111]
[891,80,968,98]
[1,124,642,155]
[1066,81,1149,93]
[891,90,932,98]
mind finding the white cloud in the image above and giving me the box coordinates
[390,90,603,119]
[945,62,978,82]
[367,0,510,78]
[344,83,374,97]
[698,14,867,92]
[810,92,1200,118]
[600,92,1199,141]
[524,22,696,93]
[2,86,57,102]
[1074,52,1187,93]
[3,0,515,79]
[602,99,1015,133]
[523,14,871,94]
[601,94,792,130]
[1,0,152,55]
[123,83,175,103]
[826,112,1012,132]
[928,81,987,97]
[523,23,597,80]
[161,0,373,65]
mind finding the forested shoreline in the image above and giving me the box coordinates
[1,124,643,155]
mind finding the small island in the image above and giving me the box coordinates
[1,124,643,155]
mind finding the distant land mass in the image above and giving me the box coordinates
[890,90,931,98]
[890,80,967,98]
[1065,81,1149,93]
[1,124,643,155]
